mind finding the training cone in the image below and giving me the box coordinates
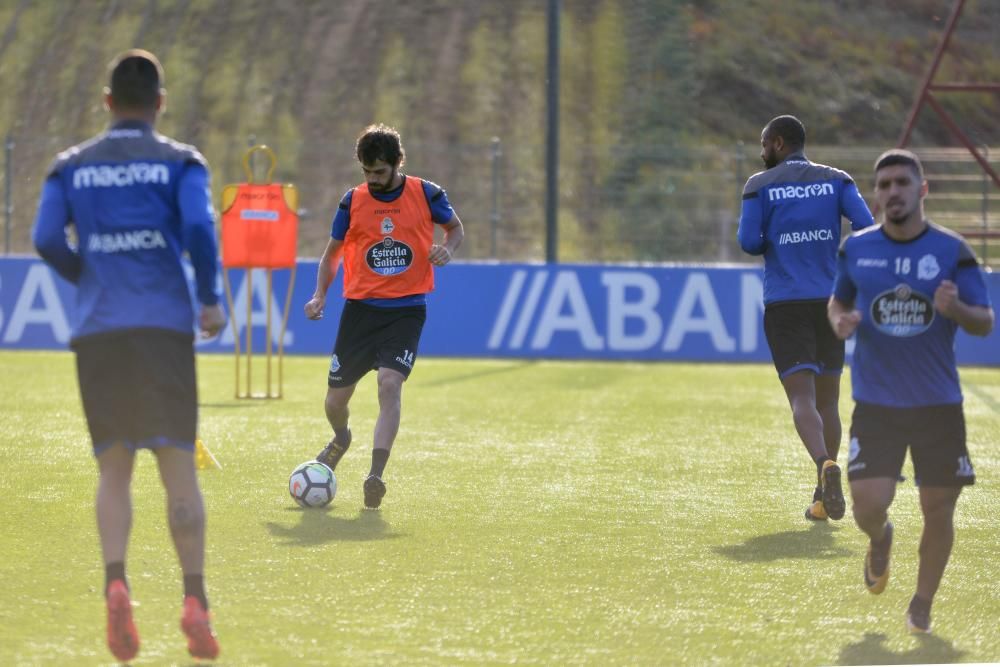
[194,439,222,470]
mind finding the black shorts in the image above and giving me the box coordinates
[328,300,427,388]
[763,300,844,378]
[847,402,975,487]
[73,328,197,455]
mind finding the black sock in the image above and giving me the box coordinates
[369,448,390,479]
[184,574,209,610]
[105,562,126,597]
[909,593,931,614]
[334,425,351,445]
[815,455,831,482]
[873,523,891,546]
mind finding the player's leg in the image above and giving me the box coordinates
[764,302,840,519]
[155,447,206,587]
[850,476,895,542]
[908,486,961,633]
[848,402,906,595]
[814,372,845,520]
[851,476,896,594]
[780,371,828,463]
[96,444,141,663]
[362,367,405,508]
[155,449,218,658]
[373,366,405,454]
[132,331,219,659]
[77,335,142,661]
[365,305,426,508]
[318,301,372,470]
[781,371,843,519]
[317,383,357,470]
[96,444,136,587]
[907,403,973,633]
[814,305,846,467]
[815,375,842,462]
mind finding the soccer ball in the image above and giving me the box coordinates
[288,461,337,508]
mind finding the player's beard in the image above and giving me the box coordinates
[884,199,910,225]
[368,168,397,193]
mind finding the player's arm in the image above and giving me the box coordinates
[305,192,351,320]
[933,282,993,336]
[179,162,225,338]
[936,244,996,337]
[736,187,766,255]
[429,213,464,267]
[304,237,343,320]
[423,180,463,266]
[828,245,861,339]
[828,296,861,340]
[840,179,875,231]
[934,277,994,337]
[32,176,82,284]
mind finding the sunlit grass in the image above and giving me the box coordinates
[1,351,998,665]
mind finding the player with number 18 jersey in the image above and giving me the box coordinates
[834,224,991,408]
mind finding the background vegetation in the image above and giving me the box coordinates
[1,0,998,261]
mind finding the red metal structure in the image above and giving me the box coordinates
[897,0,1000,189]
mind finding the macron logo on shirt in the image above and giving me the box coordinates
[73,163,170,189]
[767,183,834,202]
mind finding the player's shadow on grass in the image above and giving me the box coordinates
[265,507,403,546]
[198,402,262,409]
[712,524,850,562]
[838,632,965,665]
[419,360,536,387]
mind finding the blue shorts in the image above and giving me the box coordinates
[73,328,197,455]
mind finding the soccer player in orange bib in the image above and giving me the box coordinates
[304,124,464,509]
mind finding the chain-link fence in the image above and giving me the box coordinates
[4,134,998,268]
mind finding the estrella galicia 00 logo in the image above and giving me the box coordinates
[870,283,934,337]
[366,237,413,276]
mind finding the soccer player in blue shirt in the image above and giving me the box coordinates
[738,115,875,522]
[829,149,994,633]
[32,50,224,662]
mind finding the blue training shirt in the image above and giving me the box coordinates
[330,175,455,308]
[32,120,220,342]
[833,223,992,408]
[738,153,874,304]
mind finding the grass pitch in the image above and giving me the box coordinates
[1,351,999,666]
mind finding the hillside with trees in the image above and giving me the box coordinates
[1,0,998,261]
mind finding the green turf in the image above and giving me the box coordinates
[1,350,998,665]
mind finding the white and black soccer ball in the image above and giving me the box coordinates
[288,461,336,508]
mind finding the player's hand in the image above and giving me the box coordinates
[199,303,226,339]
[934,279,960,319]
[304,295,326,320]
[428,244,452,266]
[832,309,862,339]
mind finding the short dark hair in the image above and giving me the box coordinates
[356,124,405,168]
[765,115,806,149]
[107,49,163,111]
[874,148,924,181]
